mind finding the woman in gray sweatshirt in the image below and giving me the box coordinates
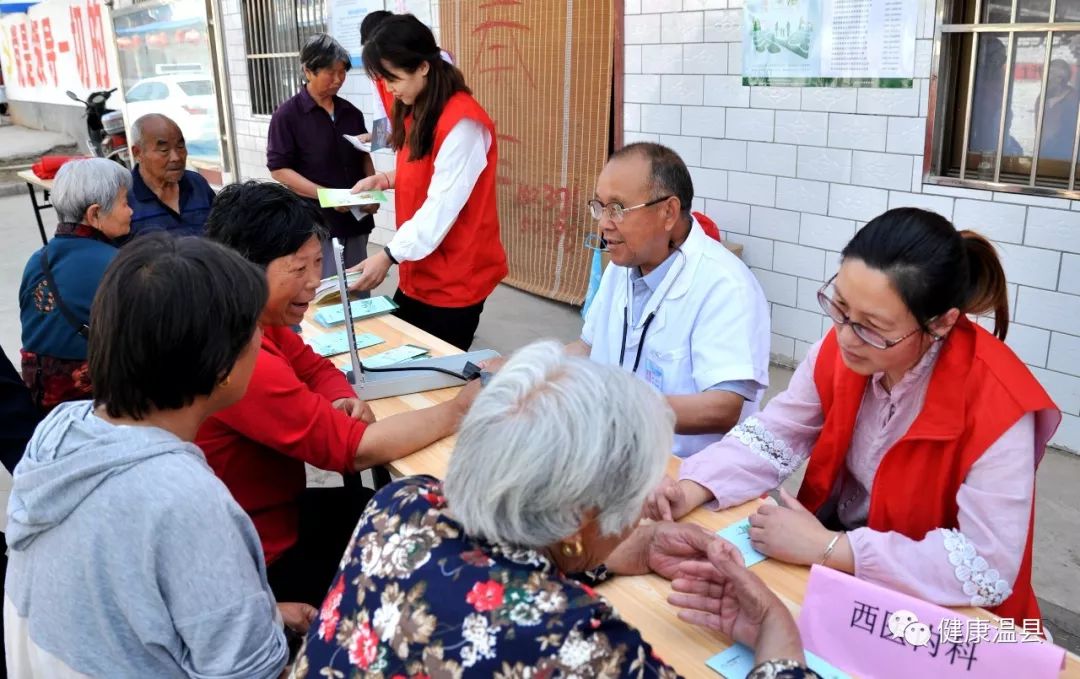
[5,234,312,678]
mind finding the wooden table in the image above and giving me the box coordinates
[301,306,1080,678]
[17,169,55,246]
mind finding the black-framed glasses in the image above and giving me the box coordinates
[816,275,931,350]
[587,195,673,223]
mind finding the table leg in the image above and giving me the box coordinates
[26,182,48,246]
[370,465,393,490]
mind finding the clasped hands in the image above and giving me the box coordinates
[646,478,840,567]
[626,522,805,666]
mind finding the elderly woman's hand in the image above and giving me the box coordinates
[644,477,714,522]
[450,378,482,418]
[277,602,318,634]
[332,397,376,424]
[476,356,507,373]
[670,540,805,666]
[603,521,715,579]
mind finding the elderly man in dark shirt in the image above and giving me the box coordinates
[267,33,377,277]
[127,114,215,239]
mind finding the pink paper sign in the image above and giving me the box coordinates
[797,566,1066,679]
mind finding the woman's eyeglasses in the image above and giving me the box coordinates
[816,275,929,350]
[587,196,673,223]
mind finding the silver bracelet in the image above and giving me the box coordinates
[820,531,843,565]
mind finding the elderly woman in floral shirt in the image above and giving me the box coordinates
[291,341,820,679]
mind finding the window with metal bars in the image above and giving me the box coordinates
[928,0,1080,197]
[242,0,327,116]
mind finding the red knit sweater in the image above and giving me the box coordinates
[196,324,367,564]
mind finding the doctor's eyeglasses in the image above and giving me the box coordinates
[587,196,673,223]
[816,275,934,350]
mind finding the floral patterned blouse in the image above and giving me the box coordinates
[290,475,681,679]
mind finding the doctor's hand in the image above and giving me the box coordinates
[603,521,715,578]
[747,487,833,566]
[644,477,714,522]
[347,250,393,292]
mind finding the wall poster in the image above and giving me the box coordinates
[742,0,917,87]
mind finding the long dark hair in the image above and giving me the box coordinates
[361,14,470,161]
[841,207,1010,340]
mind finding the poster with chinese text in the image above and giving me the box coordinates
[743,0,916,87]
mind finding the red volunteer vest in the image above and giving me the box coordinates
[394,92,508,307]
[373,78,395,121]
[799,317,1058,622]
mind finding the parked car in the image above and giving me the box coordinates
[123,75,219,156]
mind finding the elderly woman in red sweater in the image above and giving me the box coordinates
[197,181,478,607]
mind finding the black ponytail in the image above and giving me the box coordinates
[841,207,1010,340]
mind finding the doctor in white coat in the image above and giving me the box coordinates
[571,143,771,458]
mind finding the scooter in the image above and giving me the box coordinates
[65,88,130,167]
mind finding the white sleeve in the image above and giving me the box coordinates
[689,274,771,391]
[387,118,491,263]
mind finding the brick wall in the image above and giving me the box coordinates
[626,0,1080,452]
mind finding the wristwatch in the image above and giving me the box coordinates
[383,246,398,265]
[748,659,820,679]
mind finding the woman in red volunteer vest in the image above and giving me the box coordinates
[348,14,507,350]
[645,208,1060,624]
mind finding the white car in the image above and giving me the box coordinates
[123,75,220,157]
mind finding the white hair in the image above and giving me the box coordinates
[444,340,674,549]
[130,113,179,149]
[52,158,133,224]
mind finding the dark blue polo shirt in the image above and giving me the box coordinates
[266,87,375,239]
[128,166,215,239]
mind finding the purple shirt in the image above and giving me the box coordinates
[266,87,374,239]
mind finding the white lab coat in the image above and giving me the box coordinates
[582,220,771,458]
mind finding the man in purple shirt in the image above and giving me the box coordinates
[267,33,377,277]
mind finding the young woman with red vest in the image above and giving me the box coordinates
[645,207,1060,625]
[347,14,507,350]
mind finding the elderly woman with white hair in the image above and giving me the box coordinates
[290,341,820,678]
[18,158,133,411]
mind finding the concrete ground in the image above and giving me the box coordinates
[0,189,1077,651]
[0,124,74,162]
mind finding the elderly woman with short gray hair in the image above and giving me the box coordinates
[18,157,133,410]
[291,341,737,677]
[267,32,377,277]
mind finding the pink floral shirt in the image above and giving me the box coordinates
[680,337,1045,610]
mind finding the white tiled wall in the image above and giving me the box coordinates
[626,0,1080,452]
[219,0,1080,452]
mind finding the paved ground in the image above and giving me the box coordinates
[0,187,1077,651]
[0,124,74,162]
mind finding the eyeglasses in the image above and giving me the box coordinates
[587,195,673,223]
[816,275,930,350]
